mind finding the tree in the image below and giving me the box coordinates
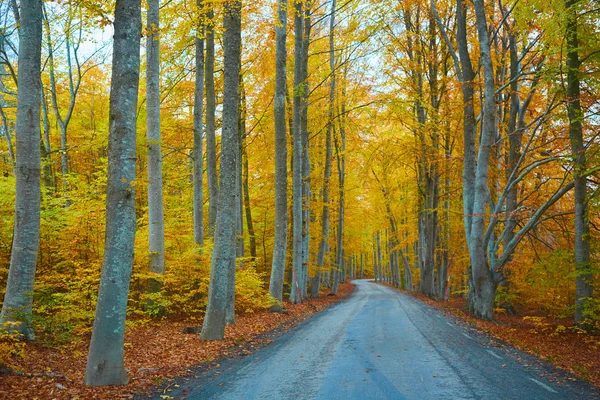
[205,2,218,235]
[314,0,335,298]
[0,0,43,341]
[193,0,205,246]
[565,0,593,323]
[84,0,141,385]
[268,0,288,310]
[201,0,242,340]
[290,0,305,304]
[146,0,165,274]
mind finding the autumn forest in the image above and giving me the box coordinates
[0,0,599,395]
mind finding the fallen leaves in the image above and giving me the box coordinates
[0,283,355,399]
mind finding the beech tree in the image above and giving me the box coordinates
[268,0,288,309]
[565,0,593,323]
[290,0,305,304]
[84,0,141,385]
[193,0,205,246]
[0,0,43,341]
[146,0,165,274]
[201,0,242,340]
[205,2,218,235]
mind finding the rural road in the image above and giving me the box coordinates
[162,280,599,400]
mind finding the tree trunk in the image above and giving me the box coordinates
[84,0,141,385]
[200,0,242,340]
[0,0,43,341]
[268,0,288,308]
[146,0,165,274]
[205,4,218,236]
[39,88,53,187]
[290,0,304,304]
[455,0,477,241]
[565,0,593,324]
[468,0,498,320]
[242,115,256,260]
[376,232,383,283]
[299,2,311,301]
[360,253,364,279]
[193,0,205,246]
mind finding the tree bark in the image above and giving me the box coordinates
[565,0,593,324]
[468,0,498,320]
[290,0,304,304]
[193,0,205,246]
[84,0,141,385]
[205,3,218,236]
[0,0,43,341]
[300,1,311,301]
[201,0,242,340]
[268,0,288,309]
[146,0,165,274]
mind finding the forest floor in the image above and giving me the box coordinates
[381,283,600,388]
[0,282,355,400]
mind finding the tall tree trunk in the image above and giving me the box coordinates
[455,0,476,241]
[40,88,54,187]
[376,232,383,283]
[242,115,256,260]
[205,3,218,236]
[290,0,304,304]
[0,0,42,341]
[565,0,593,324]
[468,0,498,320]
[84,0,141,385]
[193,0,205,246]
[360,253,364,279]
[146,0,165,274]
[300,1,311,301]
[201,0,242,340]
[268,0,288,308]
[313,82,333,296]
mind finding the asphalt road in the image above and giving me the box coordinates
[164,280,599,400]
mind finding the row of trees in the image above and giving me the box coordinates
[0,0,373,386]
[0,0,598,388]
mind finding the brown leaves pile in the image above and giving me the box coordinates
[0,283,354,400]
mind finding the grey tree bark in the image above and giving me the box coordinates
[0,0,43,341]
[205,3,218,236]
[376,232,383,283]
[193,0,205,246]
[300,2,311,301]
[360,253,364,279]
[467,0,498,320]
[290,0,305,304]
[565,0,593,324]
[242,109,257,259]
[84,0,141,385]
[269,0,288,309]
[146,0,165,274]
[40,87,54,187]
[201,0,242,340]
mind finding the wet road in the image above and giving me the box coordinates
[164,280,599,400]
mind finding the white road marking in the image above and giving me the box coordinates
[461,332,472,340]
[445,321,453,327]
[486,349,503,360]
[528,377,558,394]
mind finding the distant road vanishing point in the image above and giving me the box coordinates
[160,280,599,400]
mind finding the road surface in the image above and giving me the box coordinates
[162,280,599,400]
